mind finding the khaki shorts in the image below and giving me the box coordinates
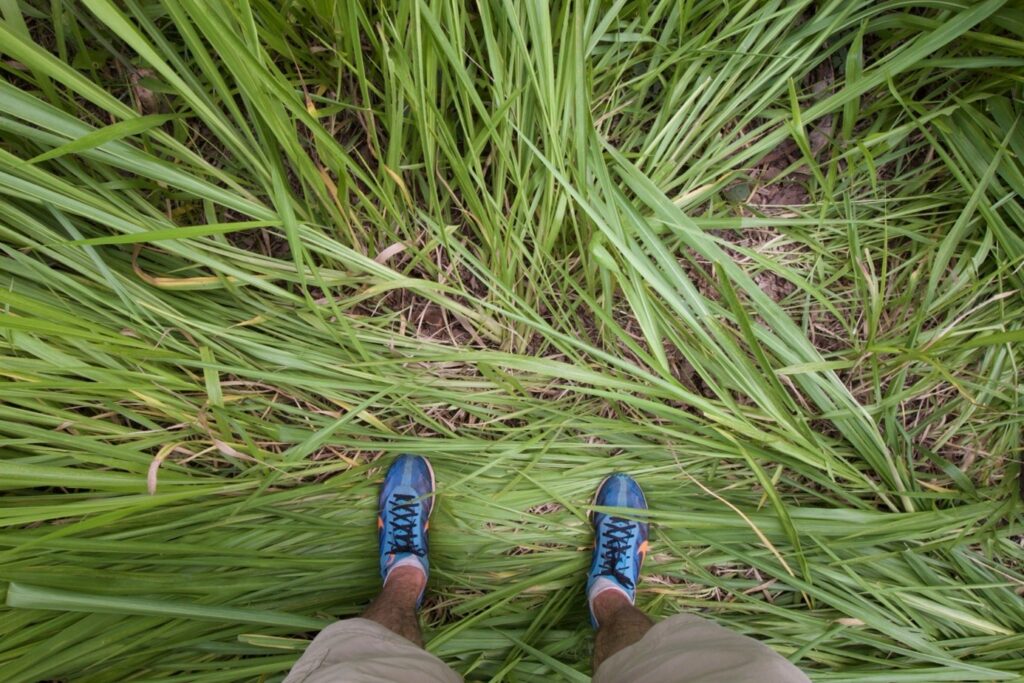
[284,614,810,683]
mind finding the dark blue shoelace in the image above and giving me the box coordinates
[387,493,423,555]
[599,517,636,589]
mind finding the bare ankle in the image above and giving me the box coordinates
[592,593,653,671]
[384,564,427,602]
[360,564,428,647]
[591,588,633,625]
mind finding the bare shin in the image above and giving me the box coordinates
[591,590,654,672]
[360,565,426,647]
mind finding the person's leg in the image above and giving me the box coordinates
[592,612,812,683]
[585,473,651,668]
[584,473,810,683]
[361,564,427,647]
[591,587,653,670]
[284,455,462,683]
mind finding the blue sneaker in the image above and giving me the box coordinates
[378,454,435,604]
[586,473,649,627]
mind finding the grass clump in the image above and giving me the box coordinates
[1,0,1022,680]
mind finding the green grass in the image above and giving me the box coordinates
[1,0,1022,680]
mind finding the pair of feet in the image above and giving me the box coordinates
[378,455,648,625]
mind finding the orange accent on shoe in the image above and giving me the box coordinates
[638,540,649,558]
[424,521,429,531]
[377,516,383,529]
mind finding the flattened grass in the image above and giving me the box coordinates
[0,0,1022,680]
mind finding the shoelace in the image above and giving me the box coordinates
[598,516,637,589]
[386,493,424,555]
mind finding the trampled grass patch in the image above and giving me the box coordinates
[0,1,1022,680]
